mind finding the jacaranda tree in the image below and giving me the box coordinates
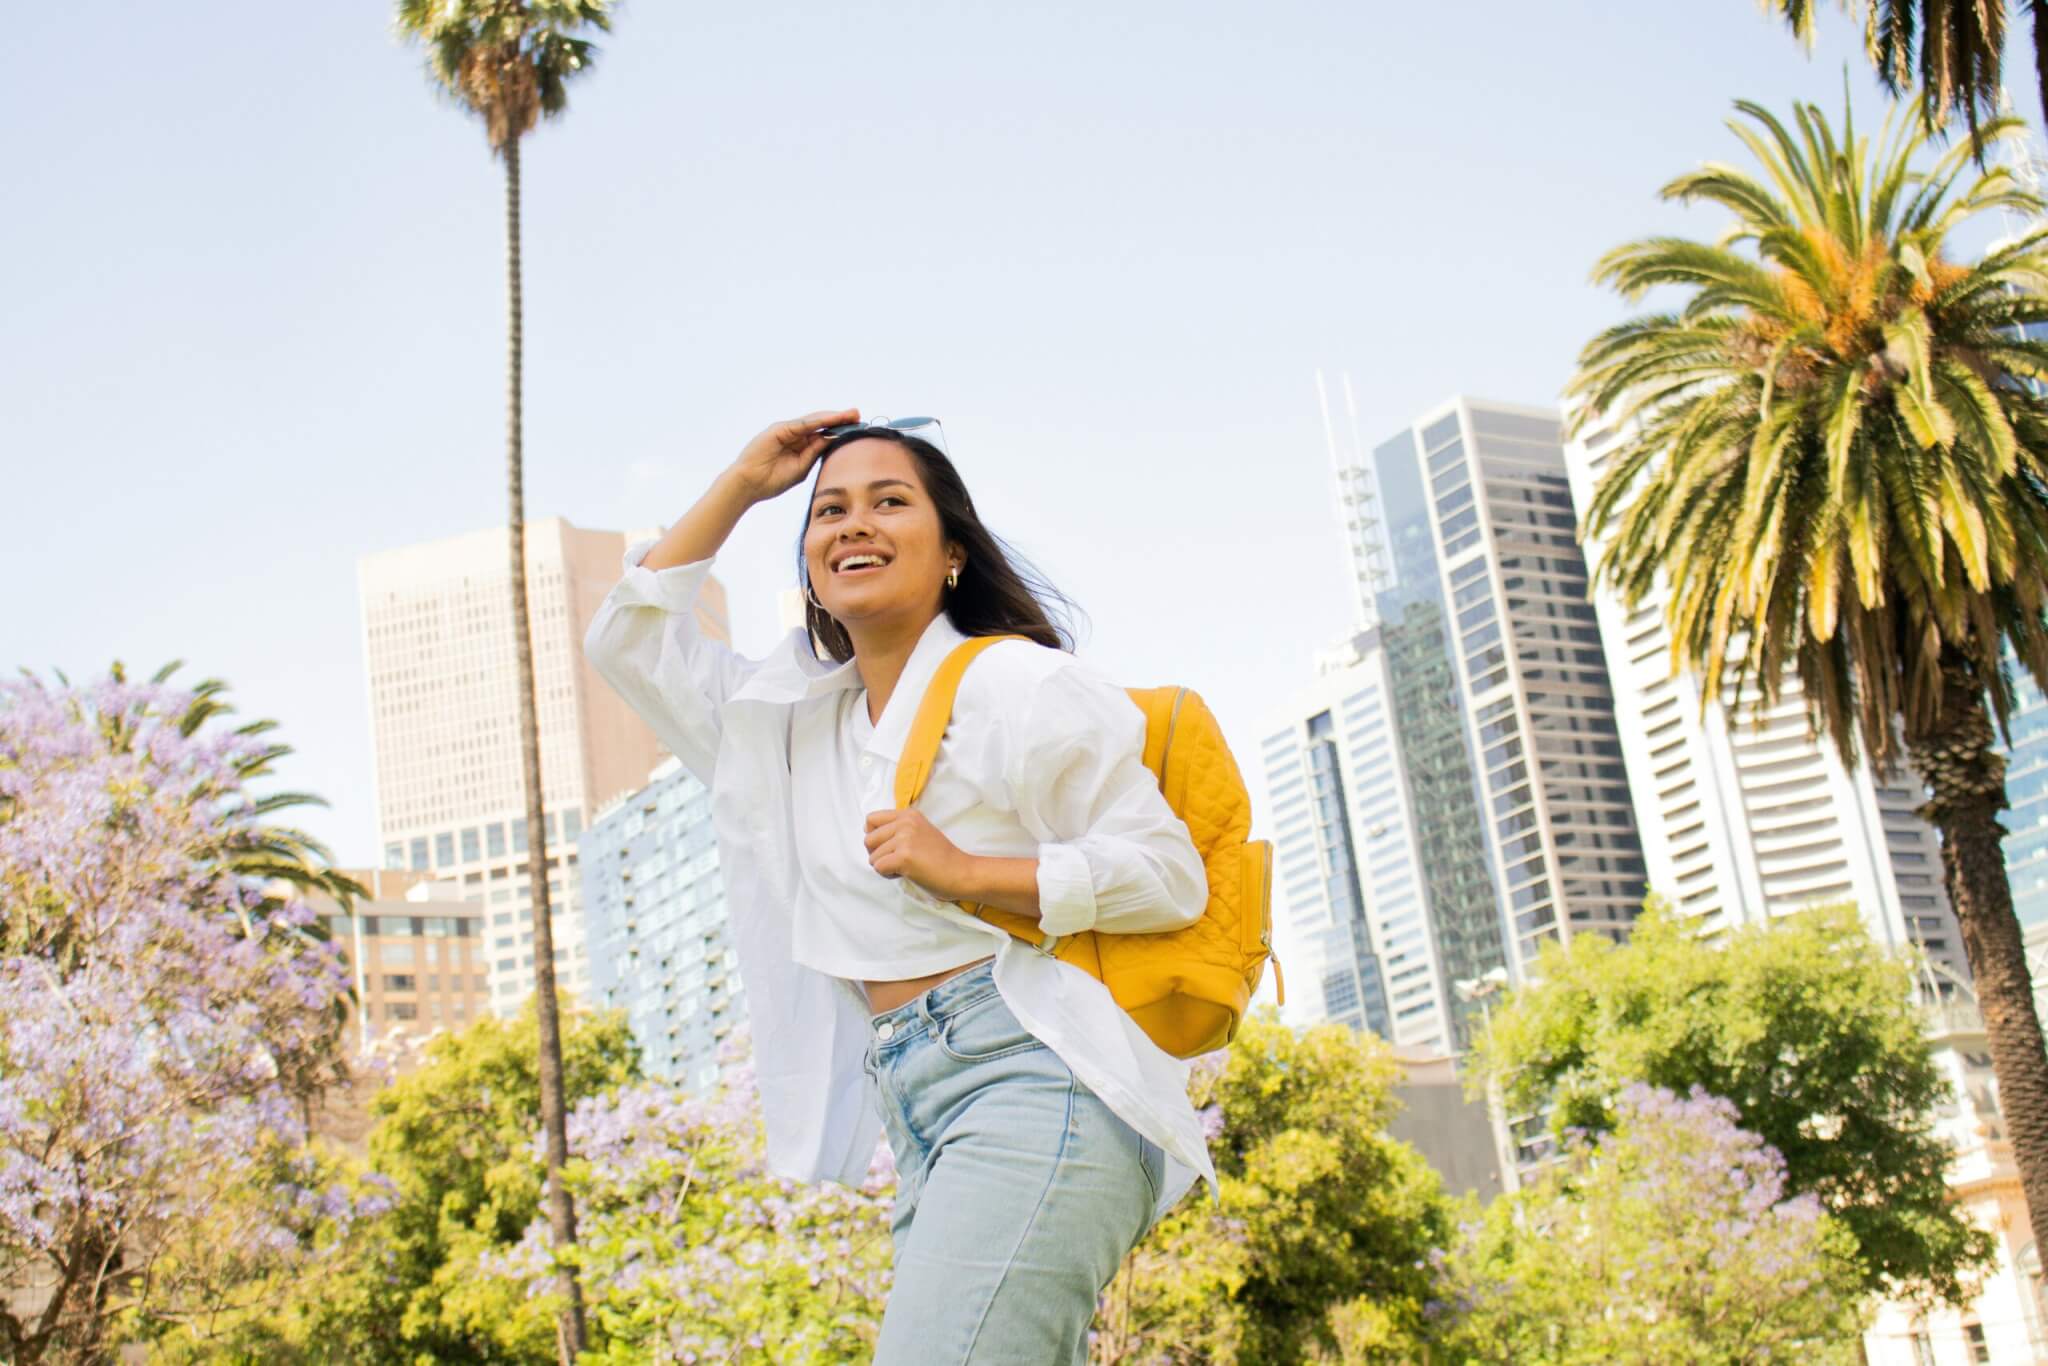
[0,667,361,1363]
[494,1034,898,1364]
[1568,95,2048,1263]
[1441,1085,1867,1365]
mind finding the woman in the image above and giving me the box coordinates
[583,409,1218,1363]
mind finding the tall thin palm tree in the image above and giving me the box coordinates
[1765,0,2048,139]
[393,2,613,1357]
[1568,96,2048,1259]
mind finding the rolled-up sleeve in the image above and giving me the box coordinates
[1006,665,1207,938]
[581,537,759,785]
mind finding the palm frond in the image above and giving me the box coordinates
[1574,90,2048,772]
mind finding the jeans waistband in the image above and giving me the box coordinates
[868,956,998,1035]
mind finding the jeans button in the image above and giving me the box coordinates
[877,1021,895,1041]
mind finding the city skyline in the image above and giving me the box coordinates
[2,5,1915,887]
[358,517,690,1012]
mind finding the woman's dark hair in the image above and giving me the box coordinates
[793,427,1081,663]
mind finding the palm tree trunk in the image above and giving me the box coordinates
[503,131,588,1362]
[1910,652,2048,1262]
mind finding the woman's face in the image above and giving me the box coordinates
[803,438,962,632]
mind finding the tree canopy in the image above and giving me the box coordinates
[1475,901,1993,1302]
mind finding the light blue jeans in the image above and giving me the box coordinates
[861,958,1167,1364]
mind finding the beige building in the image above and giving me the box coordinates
[358,517,725,1015]
[305,867,491,1052]
[1862,1002,2048,1363]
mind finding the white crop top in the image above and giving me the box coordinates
[788,686,999,980]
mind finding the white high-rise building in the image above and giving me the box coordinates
[358,516,720,1014]
[1261,653,1403,1042]
[1563,423,1967,985]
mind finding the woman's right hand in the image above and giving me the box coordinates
[730,408,861,503]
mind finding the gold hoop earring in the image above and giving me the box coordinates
[946,565,960,590]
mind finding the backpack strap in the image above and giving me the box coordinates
[892,634,1060,955]
[892,635,1025,805]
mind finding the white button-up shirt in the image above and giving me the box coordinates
[583,539,1221,1224]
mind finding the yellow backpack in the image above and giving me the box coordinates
[893,634,1284,1059]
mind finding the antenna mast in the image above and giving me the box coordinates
[1318,368,1391,632]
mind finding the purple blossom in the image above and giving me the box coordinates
[0,671,355,1346]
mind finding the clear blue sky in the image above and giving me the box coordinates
[2,2,1941,871]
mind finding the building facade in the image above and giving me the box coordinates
[1563,423,1968,986]
[306,867,491,1053]
[1409,397,1647,976]
[581,756,742,1091]
[1261,393,1634,1046]
[2007,665,2048,928]
[1861,1004,2048,1364]
[1261,656,1402,1042]
[358,517,720,1015]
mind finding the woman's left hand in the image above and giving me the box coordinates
[864,808,972,901]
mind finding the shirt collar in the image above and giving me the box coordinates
[863,611,970,764]
[726,611,971,761]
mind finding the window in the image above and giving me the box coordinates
[435,833,455,866]
[461,827,481,862]
[384,842,404,870]
[488,822,507,857]
[387,1002,419,1021]
[1966,1322,1990,1363]
[1423,414,1462,452]
[410,837,428,871]
[384,974,416,992]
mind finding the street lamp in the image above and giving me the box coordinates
[1453,967,1517,1193]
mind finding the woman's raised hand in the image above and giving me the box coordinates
[730,409,861,502]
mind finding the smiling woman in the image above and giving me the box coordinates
[584,410,1219,1363]
[794,422,1073,666]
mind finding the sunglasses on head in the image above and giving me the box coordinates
[816,415,948,454]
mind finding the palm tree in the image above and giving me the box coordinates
[1764,0,2048,139]
[392,2,613,1356]
[1567,96,2048,1260]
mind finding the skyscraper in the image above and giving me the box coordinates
[1564,422,1968,987]
[1262,392,1635,1046]
[1411,397,1647,976]
[1261,661,1400,1041]
[358,516,723,1014]
[581,756,742,1090]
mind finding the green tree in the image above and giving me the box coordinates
[1474,903,1993,1302]
[498,1058,896,1363]
[1567,93,2048,1275]
[156,1004,639,1363]
[1763,1,2048,140]
[1091,1012,1455,1365]
[1441,1085,1867,1366]
[392,2,615,1356]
